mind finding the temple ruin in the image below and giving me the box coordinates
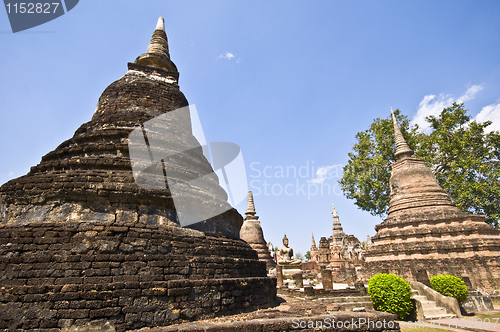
[0,18,276,331]
[360,107,500,293]
[306,203,364,284]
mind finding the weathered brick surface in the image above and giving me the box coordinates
[0,222,277,331]
[278,283,366,298]
[0,68,242,239]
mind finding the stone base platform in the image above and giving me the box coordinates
[279,264,302,277]
[0,222,276,331]
[134,294,399,332]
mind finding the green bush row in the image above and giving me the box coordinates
[367,273,469,320]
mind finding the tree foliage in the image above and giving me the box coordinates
[339,103,500,227]
[304,251,311,261]
[295,252,304,262]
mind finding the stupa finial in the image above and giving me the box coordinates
[245,191,258,220]
[332,202,338,217]
[391,106,414,160]
[332,201,345,245]
[134,17,178,75]
[155,16,165,31]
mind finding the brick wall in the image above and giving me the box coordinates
[358,258,500,294]
[0,222,277,331]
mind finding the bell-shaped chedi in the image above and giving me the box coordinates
[384,107,464,225]
[362,107,500,293]
[239,191,276,270]
[0,17,238,238]
[0,18,276,330]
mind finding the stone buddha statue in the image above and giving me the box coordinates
[278,234,301,265]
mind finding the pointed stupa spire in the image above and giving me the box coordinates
[311,233,317,249]
[332,202,338,217]
[245,191,258,220]
[332,202,345,245]
[134,17,179,77]
[155,16,165,31]
[391,106,414,160]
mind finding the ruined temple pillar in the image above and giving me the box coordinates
[321,268,333,290]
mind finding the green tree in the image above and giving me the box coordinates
[295,252,304,262]
[304,251,311,261]
[339,103,500,227]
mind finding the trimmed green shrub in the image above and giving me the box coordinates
[367,273,413,320]
[430,274,468,303]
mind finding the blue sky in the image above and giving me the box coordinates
[1,1,500,256]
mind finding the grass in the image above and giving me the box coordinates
[399,312,500,332]
[398,301,500,331]
[474,311,500,320]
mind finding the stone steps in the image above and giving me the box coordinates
[413,289,456,320]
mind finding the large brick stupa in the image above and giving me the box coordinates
[0,18,276,331]
[361,108,500,293]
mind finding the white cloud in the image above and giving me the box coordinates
[457,85,483,103]
[412,85,483,132]
[475,102,500,133]
[308,165,342,184]
[218,52,235,60]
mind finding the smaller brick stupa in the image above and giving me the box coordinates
[239,191,276,270]
[362,107,500,293]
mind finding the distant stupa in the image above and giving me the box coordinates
[240,191,276,270]
[362,107,500,292]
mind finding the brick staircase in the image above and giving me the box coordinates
[412,289,456,320]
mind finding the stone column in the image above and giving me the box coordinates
[321,268,333,290]
[304,286,315,296]
[276,265,283,286]
[293,273,303,288]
